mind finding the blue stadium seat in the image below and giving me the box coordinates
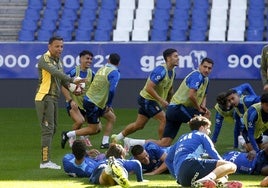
[82,0,98,10]
[75,29,92,41]
[150,29,167,41]
[37,29,54,41]
[77,17,94,31]
[248,0,265,9]
[94,29,111,41]
[40,18,57,32]
[21,18,38,31]
[246,29,263,41]
[24,8,40,21]
[152,18,169,30]
[189,29,206,41]
[46,0,62,10]
[154,9,170,20]
[43,8,59,21]
[170,29,187,41]
[175,0,191,9]
[101,0,117,10]
[193,0,209,9]
[155,0,172,10]
[58,18,75,30]
[64,0,80,10]
[173,8,189,20]
[55,29,73,41]
[98,9,115,21]
[79,9,96,20]
[18,29,35,41]
[61,8,77,21]
[172,17,189,30]
[96,18,114,31]
[28,0,43,10]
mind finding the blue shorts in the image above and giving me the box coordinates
[89,164,106,184]
[252,150,268,175]
[137,95,162,118]
[83,100,105,124]
[163,104,200,139]
[177,158,217,187]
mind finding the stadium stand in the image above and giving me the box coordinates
[12,0,268,42]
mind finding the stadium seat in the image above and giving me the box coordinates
[152,18,169,30]
[227,29,245,41]
[132,29,149,41]
[133,19,150,30]
[173,8,189,20]
[208,29,226,41]
[42,8,59,21]
[137,0,154,10]
[61,8,77,21]
[119,0,136,9]
[64,0,80,10]
[96,18,114,31]
[55,29,73,41]
[230,0,247,9]
[98,9,115,21]
[94,29,111,41]
[116,18,133,31]
[79,9,96,21]
[28,0,43,10]
[193,0,209,9]
[175,0,191,9]
[117,9,134,20]
[82,0,98,10]
[24,8,40,21]
[113,30,130,41]
[18,29,35,41]
[170,29,187,41]
[75,29,92,41]
[58,18,75,30]
[46,0,62,10]
[246,29,263,41]
[210,17,227,30]
[211,0,229,9]
[171,18,188,30]
[155,0,171,10]
[135,9,152,20]
[248,0,265,8]
[150,29,167,41]
[77,18,94,31]
[101,0,117,10]
[189,29,206,41]
[154,9,170,20]
[40,18,57,32]
[37,29,53,41]
[21,18,38,31]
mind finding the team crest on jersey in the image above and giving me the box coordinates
[189,50,207,70]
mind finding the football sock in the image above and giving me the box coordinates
[67,131,76,138]
[197,172,216,182]
[117,132,125,140]
[102,136,109,144]
[129,138,145,146]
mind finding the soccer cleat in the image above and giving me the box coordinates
[40,161,61,170]
[108,156,130,188]
[223,181,242,188]
[192,179,216,188]
[100,143,110,149]
[260,176,268,187]
[61,131,69,149]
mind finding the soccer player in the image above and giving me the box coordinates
[222,146,268,175]
[212,83,257,149]
[89,143,145,187]
[130,142,169,175]
[260,45,268,92]
[62,140,105,177]
[152,57,213,147]
[61,50,116,149]
[165,115,241,188]
[226,88,260,152]
[112,48,178,142]
[35,36,85,169]
[243,93,268,156]
[61,53,121,149]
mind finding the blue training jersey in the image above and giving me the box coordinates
[149,65,174,84]
[62,154,99,177]
[106,64,120,107]
[165,130,221,179]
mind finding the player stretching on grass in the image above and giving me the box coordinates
[165,115,242,188]
[62,50,116,149]
[112,48,178,143]
[61,53,121,149]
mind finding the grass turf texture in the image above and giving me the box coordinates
[0,108,264,188]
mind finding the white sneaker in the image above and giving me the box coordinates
[40,161,61,169]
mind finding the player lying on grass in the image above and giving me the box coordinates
[165,115,242,188]
[62,140,105,177]
[89,143,146,188]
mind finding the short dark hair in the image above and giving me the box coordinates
[261,93,268,103]
[72,140,86,160]
[106,143,125,159]
[225,89,237,98]
[163,48,177,61]
[216,92,228,110]
[130,145,144,157]
[188,115,211,131]
[109,53,120,65]
[79,50,93,57]
[201,57,214,66]
[48,36,63,44]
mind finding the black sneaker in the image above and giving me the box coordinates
[61,131,68,149]
[100,143,109,149]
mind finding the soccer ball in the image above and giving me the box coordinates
[68,83,85,94]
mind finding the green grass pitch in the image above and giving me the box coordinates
[0,108,264,187]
